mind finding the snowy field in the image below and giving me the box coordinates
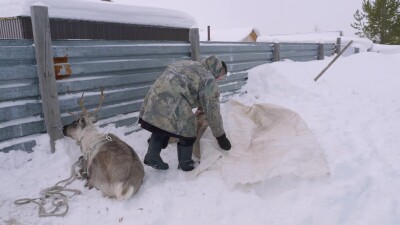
[1,51,400,225]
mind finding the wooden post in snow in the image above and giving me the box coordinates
[31,5,63,152]
[318,43,325,60]
[335,37,342,54]
[207,26,210,41]
[314,40,353,82]
[273,43,281,62]
[189,28,200,61]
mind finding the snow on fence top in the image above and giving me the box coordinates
[257,31,374,51]
[0,0,198,29]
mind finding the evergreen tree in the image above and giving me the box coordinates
[351,0,400,44]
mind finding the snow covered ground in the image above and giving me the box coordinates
[2,50,400,225]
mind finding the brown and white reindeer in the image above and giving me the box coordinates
[63,89,144,200]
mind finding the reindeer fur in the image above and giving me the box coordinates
[63,115,144,200]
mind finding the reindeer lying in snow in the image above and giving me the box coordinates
[63,89,144,200]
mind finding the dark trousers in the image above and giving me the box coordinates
[150,133,196,148]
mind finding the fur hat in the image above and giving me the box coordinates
[201,55,226,78]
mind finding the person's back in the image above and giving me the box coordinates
[148,60,211,109]
[140,59,221,138]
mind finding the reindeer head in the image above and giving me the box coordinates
[63,88,105,141]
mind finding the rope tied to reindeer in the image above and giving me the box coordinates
[85,133,112,160]
[14,159,82,217]
[78,133,112,178]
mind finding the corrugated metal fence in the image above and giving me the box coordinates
[0,40,39,152]
[0,40,336,153]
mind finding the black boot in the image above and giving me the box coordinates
[177,143,195,172]
[144,133,169,170]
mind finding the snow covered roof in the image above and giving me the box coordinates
[0,0,197,29]
[200,27,261,42]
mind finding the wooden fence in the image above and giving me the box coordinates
[0,6,337,153]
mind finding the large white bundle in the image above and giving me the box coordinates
[191,100,329,186]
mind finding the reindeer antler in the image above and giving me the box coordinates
[78,91,89,116]
[77,88,105,118]
[91,87,105,115]
[67,110,79,119]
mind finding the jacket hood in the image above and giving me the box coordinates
[201,55,224,78]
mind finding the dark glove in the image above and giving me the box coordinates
[216,133,231,150]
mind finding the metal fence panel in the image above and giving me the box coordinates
[323,43,336,56]
[52,40,192,129]
[0,39,337,153]
[0,40,42,152]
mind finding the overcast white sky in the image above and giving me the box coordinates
[118,0,364,37]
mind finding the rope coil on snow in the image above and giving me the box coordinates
[14,159,82,217]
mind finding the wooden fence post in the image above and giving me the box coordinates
[318,43,325,60]
[31,5,63,153]
[335,37,342,54]
[273,43,281,62]
[207,26,211,41]
[189,28,200,61]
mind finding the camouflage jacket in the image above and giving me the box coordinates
[139,55,225,138]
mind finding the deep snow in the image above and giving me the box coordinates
[1,50,400,225]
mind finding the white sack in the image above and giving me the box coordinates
[190,100,329,186]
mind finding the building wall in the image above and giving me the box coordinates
[0,17,189,41]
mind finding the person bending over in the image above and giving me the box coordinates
[138,55,231,172]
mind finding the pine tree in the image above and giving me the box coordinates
[351,0,400,44]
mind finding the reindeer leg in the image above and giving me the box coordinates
[85,178,94,189]
[193,113,208,159]
[84,164,94,189]
[75,156,88,180]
